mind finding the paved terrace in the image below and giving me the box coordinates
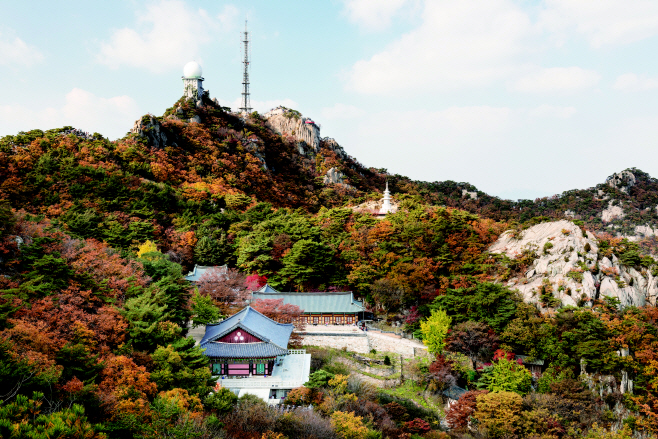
[215,351,311,403]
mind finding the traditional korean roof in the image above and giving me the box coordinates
[202,342,287,358]
[200,306,293,359]
[184,264,227,282]
[251,291,365,314]
[255,283,281,293]
[443,385,467,401]
[516,355,545,366]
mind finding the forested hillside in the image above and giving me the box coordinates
[4,97,658,437]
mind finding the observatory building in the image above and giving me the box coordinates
[182,61,204,100]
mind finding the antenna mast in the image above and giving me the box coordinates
[239,20,252,114]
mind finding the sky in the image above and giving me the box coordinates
[2,0,658,200]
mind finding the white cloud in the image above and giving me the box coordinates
[540,0,658,47]
[97,1,237,72]
[321,103,366,120]
[0,88,140,139]
[0,30,44,66]
[342,0,413,31]
[345,0,533,94]
[529,105,577,119]
[613,73,658,91]
[513,67,600,93]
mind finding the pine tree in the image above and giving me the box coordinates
[151,337,214,397]
[122,288,173,350]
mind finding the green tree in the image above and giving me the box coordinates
[150,337,215,397]
[194,235,221,266]
[122,288,174,350]
[0,392,105,439]
[190,290,221,327]
[432,282,519,333]
[476,357,532,395]
[304,369,335,389]
[203,388,238,415]
[140,253,192,329]
[0,200,16,237]
[278,239,334,288]
[420,309,452,354]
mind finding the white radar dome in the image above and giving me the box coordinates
[183,61,202,78]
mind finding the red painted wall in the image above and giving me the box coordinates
[217,329,262,343]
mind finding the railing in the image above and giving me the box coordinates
[287,349,306,355]
[219,379,304,389]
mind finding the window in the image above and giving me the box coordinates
[324,316,331,324]
[335,316,342,324]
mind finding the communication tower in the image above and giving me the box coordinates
[239,21,252,114]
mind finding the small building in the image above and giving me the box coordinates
[516,355,545,379]
[184,264,227,283]
[200,306,311,403]
[251,284,368,325]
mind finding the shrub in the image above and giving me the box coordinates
[566,269,584,283]
[404,418,431,433]
[204,387,238,414]
[446,390,488,429]
[474,391,523,438]
[383,355,391,366]
[543,242,554,255]
[304,369,335,389]
[222,394,277,438]
[274,409,335,439]
[476,357,532,395]
[331,411,369,439]
[284,387,312,405]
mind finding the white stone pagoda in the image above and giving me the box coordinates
[380,181,393,215]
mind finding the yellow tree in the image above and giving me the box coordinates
[420,309,452,354]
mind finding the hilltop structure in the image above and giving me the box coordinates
[182,61,204,100]
[380,181,393,215]
[239,21,252,114]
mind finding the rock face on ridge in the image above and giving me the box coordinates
[264,107,321,152]
[490,220,658,308]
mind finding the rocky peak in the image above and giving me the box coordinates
[606,170,636,194]
[263,107,321,153]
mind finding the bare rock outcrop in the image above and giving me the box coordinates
[131,115,178,149]
[601,200,625,222]
[263,107,321,152]
[606,170,636,194]
[490,220,658,308]
[323,167,346,185]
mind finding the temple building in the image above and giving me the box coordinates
[251,285,372,324]
[200,306,311,402]
[184,264,227,283]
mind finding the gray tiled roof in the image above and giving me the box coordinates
[202,341,288,358]
[184,265,227,282]
[251,291,365,313]
[199,306,293,359]
[256,284,280,293]
[443,385,467,401]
